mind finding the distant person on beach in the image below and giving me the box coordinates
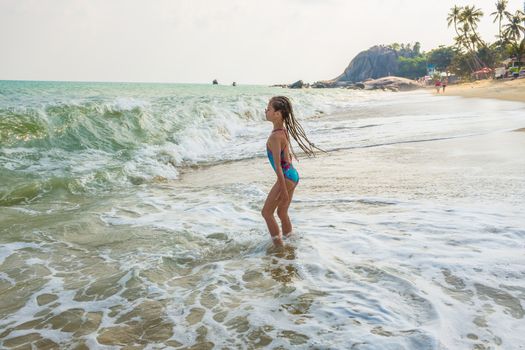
[262,96,322,246]
[442,78,448,93]
[435,80,442,94]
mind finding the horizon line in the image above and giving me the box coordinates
[0,78,280,86]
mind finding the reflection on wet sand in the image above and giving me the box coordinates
[266,243,297,284]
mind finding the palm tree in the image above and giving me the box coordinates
[458,22,474,52]
[457,5,488,70]
[447,5,463,39]
[453,34,468,50]
[502,10,525,75]
[453,35,476,72]
[502,10,525,43]
[514,38,525,67]
[413,42,421,56]
[490,0,511,44]
[447,4,490,73]
[461,5,486,50]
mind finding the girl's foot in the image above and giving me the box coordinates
[271,234,284,246]
[283,231,292,239]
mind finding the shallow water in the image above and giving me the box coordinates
[1,81,525,349]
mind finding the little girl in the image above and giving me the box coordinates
[261,96,322,246]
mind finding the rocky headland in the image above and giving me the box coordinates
[275,45,422,91]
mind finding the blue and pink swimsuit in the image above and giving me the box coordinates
[266,129,299,184]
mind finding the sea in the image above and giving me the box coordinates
[1,80,524,349]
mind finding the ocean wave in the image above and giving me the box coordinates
[0,82,423,205]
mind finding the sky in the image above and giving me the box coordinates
[1,0,523,85]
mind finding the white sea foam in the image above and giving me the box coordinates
[91,172,525,348]
[110,97,150,111]
[0,242,43,265]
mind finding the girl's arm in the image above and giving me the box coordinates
[268,134,289,203]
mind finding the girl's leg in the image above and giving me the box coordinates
[261,182,283,245]
[277,179,297,237]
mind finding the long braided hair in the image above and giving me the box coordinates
[270,96,324,160]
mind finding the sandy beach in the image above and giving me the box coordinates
[439,77,525,102]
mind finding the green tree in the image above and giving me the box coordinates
[428,46,455,72]
[444,1,524,76]
[397,56,428,79]
[477,46,498,68]
[490,0,511,45]
[461,5,486,50]
[413,42,422,57]
[487,41,508,64]
[447,5,463,39]
[448,5,487,71]
[389,43,401,51]
[511,38,525,70]
[502,10,525,42]
[502,10,525,73]
[450,52,473,78]
[388,42,424,60]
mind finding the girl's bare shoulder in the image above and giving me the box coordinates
[268,132,286,143]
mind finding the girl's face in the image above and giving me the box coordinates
[265,101,281,122]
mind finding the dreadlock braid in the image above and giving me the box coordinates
[270,96,325,160]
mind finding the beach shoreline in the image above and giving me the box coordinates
[179,129,525,207]
[433,77,525,102]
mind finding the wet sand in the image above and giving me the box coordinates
[180,130,525,207]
